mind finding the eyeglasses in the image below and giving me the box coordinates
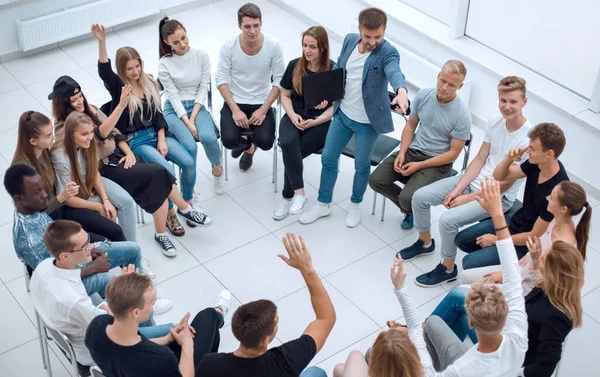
[71,234,91,253]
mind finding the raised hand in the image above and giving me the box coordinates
[117,85,132,109]
[278,233,314,272]
[475,176,503,218]
[508,146,529,162]
[91,24,106,41]
[390,258,407,290]
[526,236,543,270]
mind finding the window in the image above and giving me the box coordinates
[399,0,453,26]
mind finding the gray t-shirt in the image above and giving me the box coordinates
[409,88,471,156]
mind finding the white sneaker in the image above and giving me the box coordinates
[289,195,308,215]
[273,198,292,220]
[153,298,173,315]
[346,202,361,228]
[299,201,331,224]
[213,289,233,317]
[141,258,156,279]
[213,174,224,195]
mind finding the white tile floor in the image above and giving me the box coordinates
[0,1,599,376]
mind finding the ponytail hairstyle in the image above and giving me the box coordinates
[159,16,186,59]
[292,26,331,95]
[542,241,584,328]
[12,111,57,196]
[557,181,591,261]
[62,111,98,199]
[114,47,161,126]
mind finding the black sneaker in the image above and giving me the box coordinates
[154,234,177,257]
[177,207,213,227]
[415,263,458,287]
[396,239,435,261]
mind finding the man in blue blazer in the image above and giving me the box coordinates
[300,7,408,228]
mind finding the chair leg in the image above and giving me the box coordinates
[371,191,377,215]
[381,198,386,222]
[35,312,48,370]
[139,206,145,224]
[223,145,229,181]
[136,205,140,224]
[272,143,278,193]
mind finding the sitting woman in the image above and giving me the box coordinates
[12,110,126,242]
[274,26,334,220]
[158,17,224,194]
[92,24,211,235]
[50,75,209,256]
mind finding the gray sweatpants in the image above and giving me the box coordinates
[424,315,471,371]
[412,175,513,261]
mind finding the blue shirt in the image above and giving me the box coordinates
[12,211,53,269]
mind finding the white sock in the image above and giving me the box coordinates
[180,205,192,214]
[423,242,432,248]
[317,201,329,208]
[156,232,168,237]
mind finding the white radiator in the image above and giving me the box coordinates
[16,0,160,51]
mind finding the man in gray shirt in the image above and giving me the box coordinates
[368,60,471,230]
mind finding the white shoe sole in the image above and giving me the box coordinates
[299,209,331,224]
[289,197,308,215]
[273,211,290,221]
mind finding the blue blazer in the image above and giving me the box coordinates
[334,33,406,134]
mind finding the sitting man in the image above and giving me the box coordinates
[30,220,174,373]
[216,2,285,171]
[86,274,232,377]
[398,76,532,287]
[5,164,170,313]
[196,233,335,377]
[454,122,569,270]
[368,60,472,230]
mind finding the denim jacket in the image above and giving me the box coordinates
[333,33,407,134]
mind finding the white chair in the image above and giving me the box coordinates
[40,318,90,376]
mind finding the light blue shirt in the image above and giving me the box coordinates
[12,210,53,269]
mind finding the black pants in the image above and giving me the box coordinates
[51,206,126,242]
[220,103,276,151]
[168,308,224,370]
[279,114,330,198]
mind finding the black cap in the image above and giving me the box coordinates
[48,76,81,100]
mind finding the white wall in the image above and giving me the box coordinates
[466,0,600,99]
[399,0,452,26]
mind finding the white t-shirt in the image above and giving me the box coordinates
[471,114,532,202]
[339,45,371,123]
[215,34,285,105]
[158,46,211,118]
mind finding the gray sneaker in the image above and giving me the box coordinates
[299,202,332,224]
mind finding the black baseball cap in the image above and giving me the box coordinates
[48,76,81,100]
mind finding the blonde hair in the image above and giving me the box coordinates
[465,283,507,336]
[442,60,467,80]
[498,76,527,98]
[62,112,98,200]
[115,47,162,126]
[368,330,424,377]
[542,241,584,328]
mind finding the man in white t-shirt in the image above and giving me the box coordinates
[216,3,285,172]
[398,76,532,287]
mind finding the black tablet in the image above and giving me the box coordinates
[302,68,344,109]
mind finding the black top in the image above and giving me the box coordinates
[523,288,573,377]
[196,334,317,377]
[85,315,181,377]
[280,58,335,120]
[508,160,569,234]
[98,59,168,135]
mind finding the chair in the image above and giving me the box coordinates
[90,366,105,377]
[39,318,91,376]
[23,264,51,374]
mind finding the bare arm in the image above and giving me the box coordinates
[454,142,490,193]
[218,84,241,113]
[280,88,295,117]
[493,148,528,181]
[91,24,109,63]
[418,137,466,169]
[312,105,334,127]
[260,86,281,112]
[97,86,130,138]
[398,113,419,156]
[511,217,550,246]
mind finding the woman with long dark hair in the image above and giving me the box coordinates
[158,16,224,194]
[273,26,334,220]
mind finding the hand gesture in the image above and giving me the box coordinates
[157,139,168,157]
[483,270,503,284]
[278,233,314,273]
[91,253,111,273]
[90,248,104,259]
[526,236,543,270]
[118,153,137,169]
[233,109,249,128]
[102,200,117,221]
[507,146,529,162]
[390,89,408,114]
[400,161,421,176]
[170,313,195,347]
[393,153,405,173]
[476,233,497,248]
[443,188,461,209]
[314,100,329,110]
[117,85,132,109]
[290,113,304,129]
[474,176,503,218]
[249,108,266,126]
[58,182,79,202]
[121,264,139,275]
[448,194,471,209]
[91,24,106,42]
[299,119,316,130]
[390,258,407,290]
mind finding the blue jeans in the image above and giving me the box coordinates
[163,100,222,168]
[88,177,137,242]
[139,323,174,339]
[81,240,142,297]
[454,216,528,270]
[318,110,379,204]
[300,366,327,377]
[429,286,478,343]
[127,127,195,209]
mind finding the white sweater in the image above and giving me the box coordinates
[158,46,211,118]
[395,237,528,377]
[215,34,285,105]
